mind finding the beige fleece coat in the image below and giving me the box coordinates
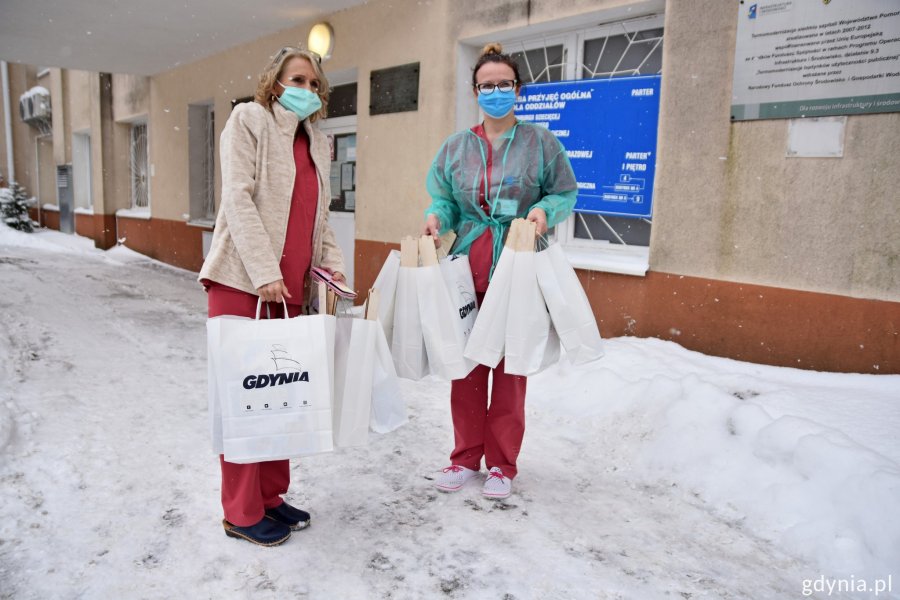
[198,101,345,297]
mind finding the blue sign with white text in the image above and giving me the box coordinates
[514,75,661,218]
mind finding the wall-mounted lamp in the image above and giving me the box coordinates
[307,23,334,61]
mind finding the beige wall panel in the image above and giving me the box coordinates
[112,122,133,212]
[113,74,149,122]
[649,0,737,280]
[36,136,55,205]
[88,72,131,217]
[67,70,92,133]
[8,64,40,196]
[47,69,68,166]
[649,0,899,301]
[147,77,189,219]
[88,72,104,214]
[718,115,900,301]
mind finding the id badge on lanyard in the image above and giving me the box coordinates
[495,198,519,217]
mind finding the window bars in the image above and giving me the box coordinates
[505,20,664,247]
[130,123,149,209]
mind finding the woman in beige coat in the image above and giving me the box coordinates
[199,47,345,547]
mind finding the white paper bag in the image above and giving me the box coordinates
[416,238,478,381]
[208,316,225,455]
[504,230,557,376]
[333,316,377,447]
[209,303,336,463]
[440,254,479,348]
[463,226,518,368]
[370,324,407,434]
[535,243,604,365]
[391,238,430,380]
[463,256,515,369]
[372,249,401,343]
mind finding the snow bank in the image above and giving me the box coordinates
[0,225,131,262]
[643,381,899,580]
[530,339,900,582]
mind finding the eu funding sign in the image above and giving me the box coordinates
[732,0,900,120]
[515,75,661,218]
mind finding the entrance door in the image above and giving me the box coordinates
[327,131,357,287]
[318,78,358,288]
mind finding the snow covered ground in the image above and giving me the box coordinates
[1,226,897,600]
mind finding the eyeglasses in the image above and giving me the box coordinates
[474,80,517,94]
[272,46,322,65]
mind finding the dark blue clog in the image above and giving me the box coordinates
[264,502,311,531]
[222,518,291,546]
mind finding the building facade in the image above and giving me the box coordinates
[1,0,898,374]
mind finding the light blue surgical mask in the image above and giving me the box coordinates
[478,88,517,119]
[276,82,322,120]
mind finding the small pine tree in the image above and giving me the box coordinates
[0,181,37,233]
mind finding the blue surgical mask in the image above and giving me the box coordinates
[478,88,517,119]
[276,82,322,120]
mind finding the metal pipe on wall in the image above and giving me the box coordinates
[1,60,15,182]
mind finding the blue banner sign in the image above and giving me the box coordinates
[514,75,661,218]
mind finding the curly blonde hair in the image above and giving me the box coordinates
[254,48,330,122]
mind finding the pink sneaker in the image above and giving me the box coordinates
[482,467,511,499]
[435,465,479,492]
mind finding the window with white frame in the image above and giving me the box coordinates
[503,15,664,272]
[188,103,216,222]
[130,122,149,209]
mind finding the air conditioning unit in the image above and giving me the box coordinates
[19,87,52,123]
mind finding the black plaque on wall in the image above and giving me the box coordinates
[329,82,358,118]
[369,62,419,115]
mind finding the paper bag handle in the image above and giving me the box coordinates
[254,297,290,320]
[400,236,419,267]
[516,219,537,252]
[418,235,439,266]
[364,288,380,321]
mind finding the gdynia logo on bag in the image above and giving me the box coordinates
[458,288,476,320]
[242,345,310,390]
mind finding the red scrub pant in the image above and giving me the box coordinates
[449,293,527,479]
[208,284,303,527]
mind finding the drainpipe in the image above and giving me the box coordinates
[1,61,14,183]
